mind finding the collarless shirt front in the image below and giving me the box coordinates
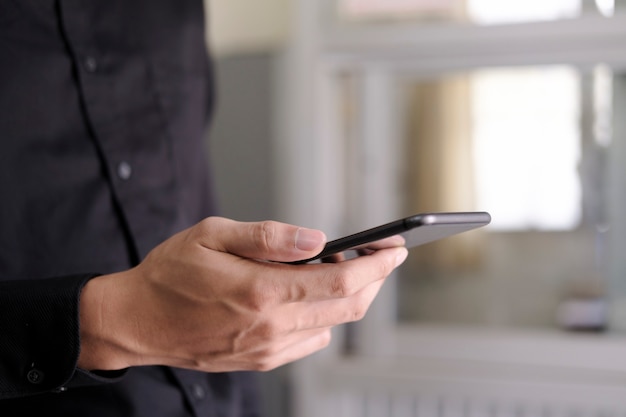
[0,1,258,416]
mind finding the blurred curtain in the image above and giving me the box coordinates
[406,75,485,271]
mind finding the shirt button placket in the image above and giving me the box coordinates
[116,161,132,181]
[190,383,206,401]
[82,55,98,73]
[26,368,44,385]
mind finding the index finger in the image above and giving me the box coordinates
[351,234,406,251]
[321,235,405,263]
[259,246,408,304]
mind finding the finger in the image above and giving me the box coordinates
[204,239,406,313]
[243,328,333,372]
[194,327,332,373]
[240,274,388,342]
[322,235,405,262]
[321,253,345,263]
[194,217,327,262]
[352,234,405,251]
[266,246,408,304]
[356,248,375,257]
[281,276,388,331]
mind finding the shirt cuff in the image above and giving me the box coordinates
[0,274,128,399]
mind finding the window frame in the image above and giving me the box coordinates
[277,0,626,364]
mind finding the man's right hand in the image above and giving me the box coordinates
[77,217,408,373]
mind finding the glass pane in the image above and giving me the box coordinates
[471,67,581,231]
[394,65,613,332]
[338,0,465,21]
[467,0,581,25]
[336,0,604,23]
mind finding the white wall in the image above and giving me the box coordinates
[205,0,291,55]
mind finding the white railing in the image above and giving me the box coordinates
[295,326,626,417]
[300,326,626,417]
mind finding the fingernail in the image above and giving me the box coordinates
[295,228,326,251]
[395,247,409,267]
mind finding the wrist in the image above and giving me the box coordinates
[77,271,139,371]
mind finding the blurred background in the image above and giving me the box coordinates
[205,1,626,416]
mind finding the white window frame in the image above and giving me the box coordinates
[275,3,626,416]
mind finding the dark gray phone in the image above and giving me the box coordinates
[291,211,491,264]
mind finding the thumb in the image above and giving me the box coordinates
[197,217,327,262]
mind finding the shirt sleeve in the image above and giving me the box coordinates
[0,275,126,399]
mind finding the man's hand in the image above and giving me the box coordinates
[78,217,408,372]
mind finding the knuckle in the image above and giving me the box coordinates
[286,281,307,303]
[319,329,332,347]
[246,293,269,313]
[190,216,225,246]
[329,269,356,298]
[249,346,283,372]
[253,357,279,372]
[252,221,278,254]
[245,280,278,312]
[196,216,220,235]
[257,344,282,362]
[254,319,282,341]
[350,303,368,322]
[374,256,392,279]
[342,291,373,323]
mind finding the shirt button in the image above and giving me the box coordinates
[26,369,44,385]
[190,384,206,400]
[117,161,132,180]
[83,56,98,73]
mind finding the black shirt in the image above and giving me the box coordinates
[0,1,258,416]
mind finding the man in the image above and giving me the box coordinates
[0,1,407,416]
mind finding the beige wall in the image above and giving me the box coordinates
[205,0,291,55]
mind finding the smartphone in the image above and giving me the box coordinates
[291,211,491,264]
